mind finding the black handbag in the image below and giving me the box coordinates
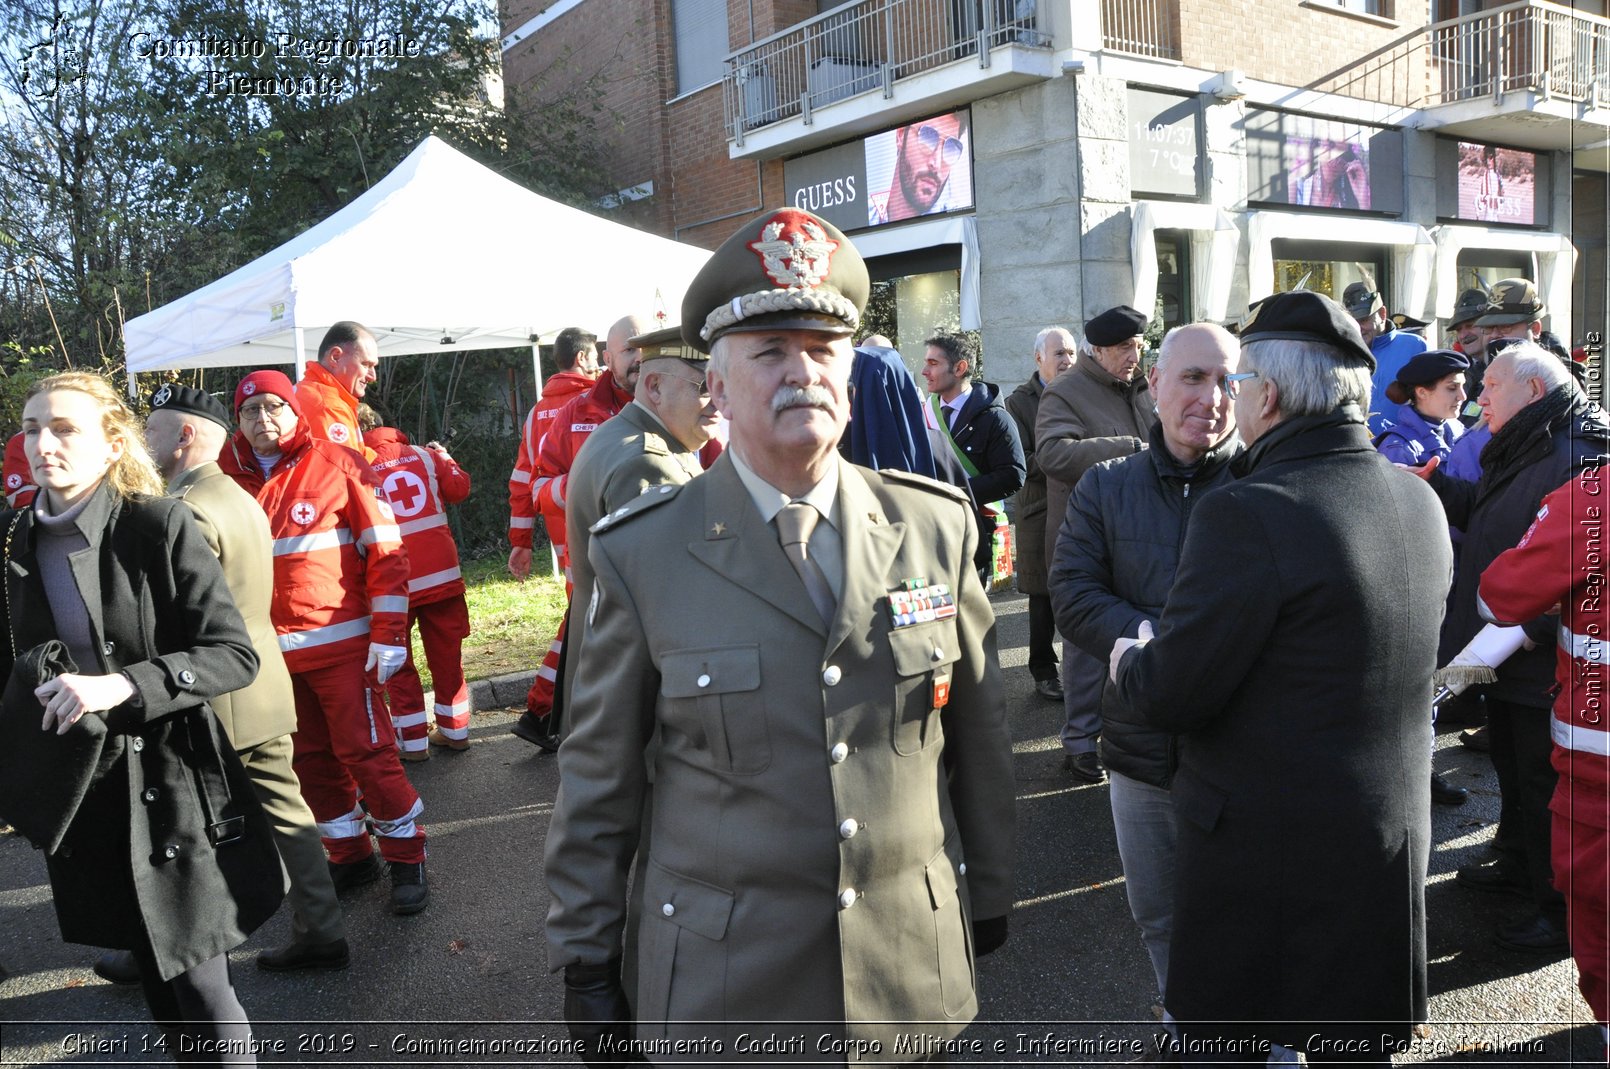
[0,639,110,853]
[0,511,111,853]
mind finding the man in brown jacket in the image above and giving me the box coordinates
[1035,305,1157,782]
[1004,326,1077,702]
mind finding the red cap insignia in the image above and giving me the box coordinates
[748,209,838,290]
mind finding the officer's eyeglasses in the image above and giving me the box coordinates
[239,400,291,422]
[915,124,965,165]
[1222,371,1260,399]
[657,371,710,398]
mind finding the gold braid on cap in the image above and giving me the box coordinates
[700,288,861,342]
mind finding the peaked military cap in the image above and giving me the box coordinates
[629,325,709,363]
[1084,305,1148,347]
[1239,290,1376,370]
[148,383,232,431]
[1342,282,1383,319]
[1474,277,1544,327]
[680,208,869,353]
[1448,287,1493,328]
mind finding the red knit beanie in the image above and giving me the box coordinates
[234,370,303,417]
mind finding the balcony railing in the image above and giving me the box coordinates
[1100,0,1179,61]
[1429,0,1610,105]
[723,0,1050,140]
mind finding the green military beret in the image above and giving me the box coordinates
[680,208,869,353]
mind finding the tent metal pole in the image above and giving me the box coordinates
[127,365,138,401]
[294,327,308,381]
[531,342,543,403]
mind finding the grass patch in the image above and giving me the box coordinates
[408,552,568,690]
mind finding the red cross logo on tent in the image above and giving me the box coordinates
[291,502,317,525]
[383,470,428,518]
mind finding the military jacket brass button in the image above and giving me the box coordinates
[697,674,711,689]
[839,819,858,839]
[838,888,858,909]
[662,903,675,917]
[822,665,842,686]
[830,743,849,763]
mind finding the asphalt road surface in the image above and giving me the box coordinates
[0,590,1600,1066]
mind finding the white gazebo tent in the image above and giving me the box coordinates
[123,135,711,391]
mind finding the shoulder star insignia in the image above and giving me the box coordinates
[711,521,727,536]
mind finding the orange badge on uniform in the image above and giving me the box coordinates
[932,673,951,711]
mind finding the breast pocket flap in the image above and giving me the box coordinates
[661,645,761,699]
[645,862,735,941]
[889,621,961,678]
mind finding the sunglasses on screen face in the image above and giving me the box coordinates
[914,124,965,166]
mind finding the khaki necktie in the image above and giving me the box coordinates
[776,502,836,628]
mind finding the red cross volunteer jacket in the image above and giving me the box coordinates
[220,422,410,673]
[296,362,378,463]
[507,368,594,551]
[534,370,633,570]
[364,427,471,607]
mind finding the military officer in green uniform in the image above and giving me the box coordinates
[544,207,1017,1064]
[560,326,720,706]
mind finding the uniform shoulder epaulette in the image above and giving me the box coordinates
[878,468,971,505]
[590,480,685,534]
[640,431,670,457]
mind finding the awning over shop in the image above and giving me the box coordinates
[1429,225,1576,333]
[1245,211,1435,320]
[1130,201,1241,327]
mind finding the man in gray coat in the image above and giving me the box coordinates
[1035,305,1156,782]
[545,207,1016,1064]
[1110,292,1450,1064]
[142,385,348,972]
[1004,326,1076,702]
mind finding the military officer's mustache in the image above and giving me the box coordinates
[771,385,836,413]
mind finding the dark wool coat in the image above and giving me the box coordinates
[1,486,282,982]
[1113,408,1451,1053]
[1048,422,1242,787]
[940,381,1025,569]
[1432,390,1610,707]
[1003,373,1049,596]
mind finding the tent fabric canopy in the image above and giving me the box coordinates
[123,136,712,372]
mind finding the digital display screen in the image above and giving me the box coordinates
[1456,141,1537,225]
[1245,109,1403,214]
[785,110,974,234]
[863,110,975,226]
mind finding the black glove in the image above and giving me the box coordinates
[972,914,1009,957]
[563,959,640,1067]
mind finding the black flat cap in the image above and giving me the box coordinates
[148,383,231,431]
[1239,291,1376,370]
[1395,348,1470,386]
[1084,305,1148,347]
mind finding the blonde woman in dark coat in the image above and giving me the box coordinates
[7,372,279,1064]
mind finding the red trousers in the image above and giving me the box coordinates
[292,659,426,864]
[388,595,473,749]
[526,574,573,718]
[1553,802,1610,1026]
